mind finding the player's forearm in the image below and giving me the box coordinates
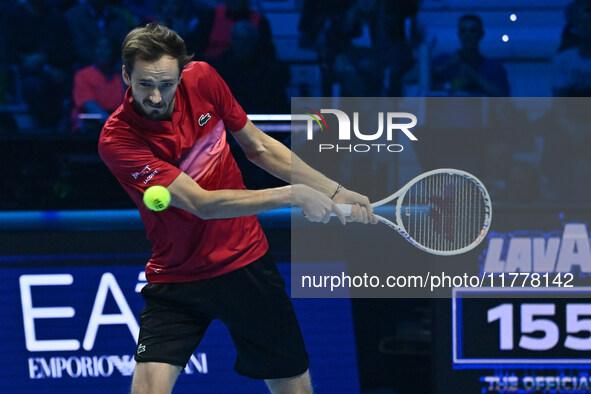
[173,186,293,220]
[235,121,339,198]
[291,153,340,197]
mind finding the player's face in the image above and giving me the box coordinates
[123,55,181,121]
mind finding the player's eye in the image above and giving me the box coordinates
[139,82,152,87]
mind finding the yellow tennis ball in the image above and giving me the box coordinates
[143,185,171,212]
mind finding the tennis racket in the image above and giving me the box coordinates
[336,169,492,255]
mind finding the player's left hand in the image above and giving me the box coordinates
[332,187,378,224]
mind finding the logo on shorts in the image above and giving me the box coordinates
[199,113,211,126]
[137,344,146,355]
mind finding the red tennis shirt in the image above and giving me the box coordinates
[98,61,269,283]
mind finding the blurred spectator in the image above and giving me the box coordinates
[65,0,137,67]
[155,0,199,38]
[319,0,418,96]
[2,0,75,129]
[0,29,18,132]
[557,0,591,53]
[71,36,125,133]
[482,140,540,203]
[537,99,591,201]
[194,0,275,60]
[139,0,201,56]
[122,0,158,22]
[297,0,351,50]
[0,1,10,16]
[552,0,591,96]
[0,21,7,103]
[431,14,509,96]
[210,21,290,113]
[47,0,78,12]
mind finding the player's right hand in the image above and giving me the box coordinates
[332,187,378,225]
[292,184,346,225]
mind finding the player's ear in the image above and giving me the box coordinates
[122,65,131,86]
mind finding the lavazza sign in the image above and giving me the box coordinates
[304,109,418,153]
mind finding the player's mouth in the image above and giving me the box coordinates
[147,103,164,109]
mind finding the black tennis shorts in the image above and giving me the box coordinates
[134,253,309,379]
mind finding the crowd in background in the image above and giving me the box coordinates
[4,0,591,130]
[0,0,292,132]
[0,0,590,208]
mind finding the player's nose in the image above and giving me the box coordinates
[149,89,162,104]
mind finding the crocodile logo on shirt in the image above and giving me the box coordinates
[198,113,212,126]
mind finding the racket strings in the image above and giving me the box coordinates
[401,173,488,252]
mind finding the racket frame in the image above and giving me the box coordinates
[339,168,492,255]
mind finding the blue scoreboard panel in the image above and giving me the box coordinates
[434,205,591,394]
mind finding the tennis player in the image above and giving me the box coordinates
[98,24,376,394]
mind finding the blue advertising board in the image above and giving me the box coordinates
[0,256,359,393]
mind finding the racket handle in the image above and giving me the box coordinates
[335,204,352,217]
